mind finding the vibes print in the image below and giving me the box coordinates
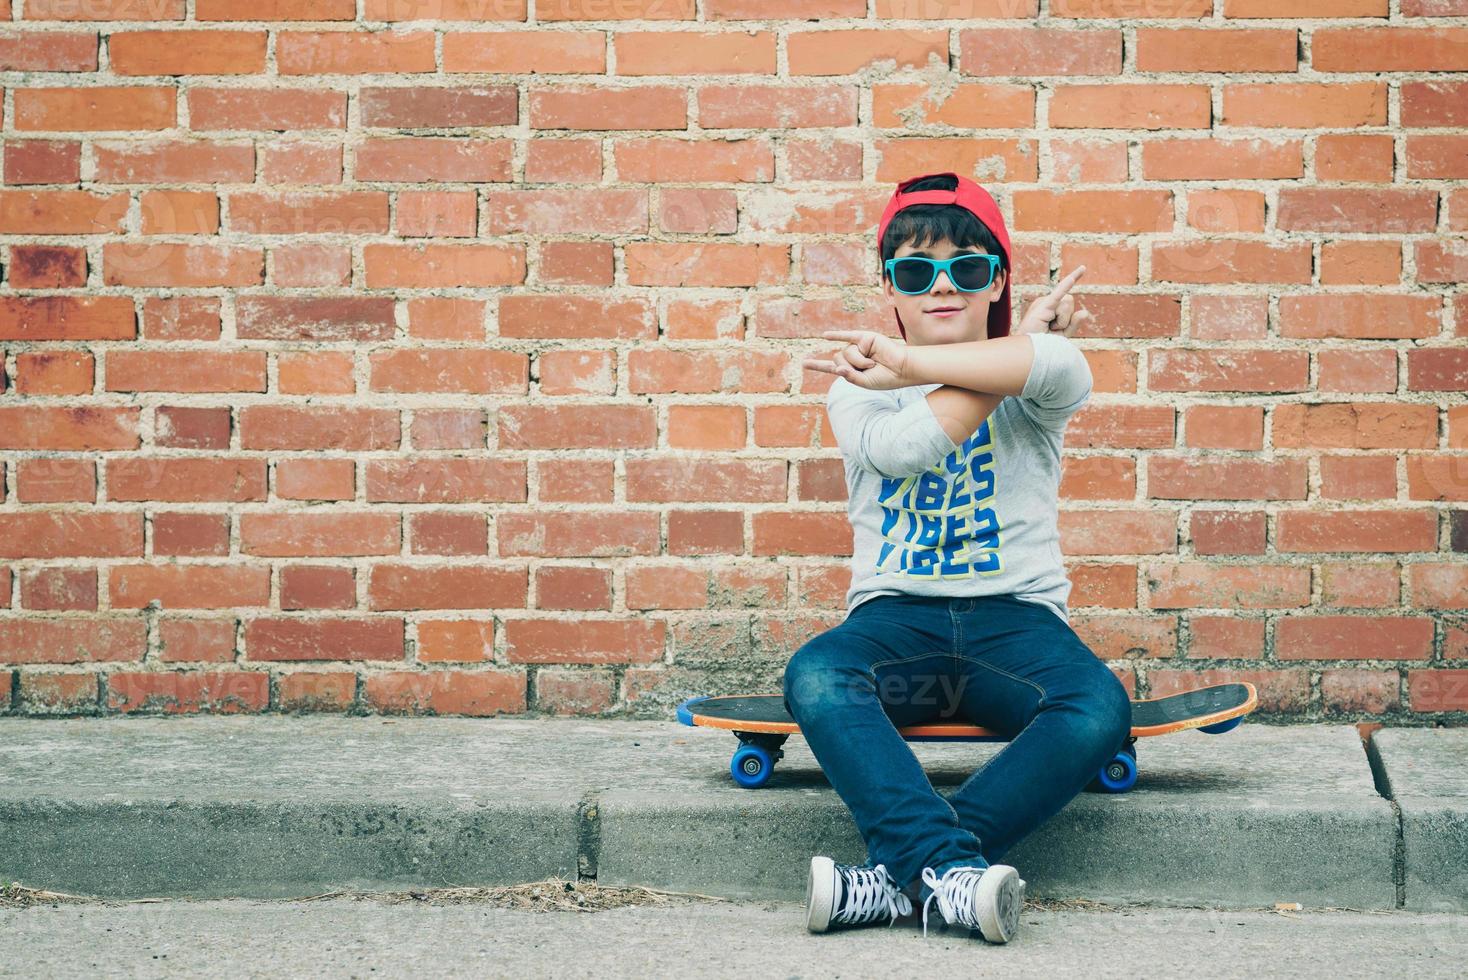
[874,418,1001,579]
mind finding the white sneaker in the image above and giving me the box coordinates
[919,863,1027,943]
[806,856,914,933]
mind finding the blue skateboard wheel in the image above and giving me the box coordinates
[1096,750,1138,793]
[731,744,773,789]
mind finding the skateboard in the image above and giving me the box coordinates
[676,682,1258,793]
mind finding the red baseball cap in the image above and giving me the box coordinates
[877,172,1012,342]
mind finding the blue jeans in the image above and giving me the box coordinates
[782,593,1132,905]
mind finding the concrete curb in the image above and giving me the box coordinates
[0,716,1457,910]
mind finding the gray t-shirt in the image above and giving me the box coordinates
[826,332,1093,626]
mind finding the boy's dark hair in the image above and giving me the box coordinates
[879,174,1008,285]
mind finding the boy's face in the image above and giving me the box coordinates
[882,238,1005,347]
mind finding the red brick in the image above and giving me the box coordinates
[1313,27,1468,72]
[240,406,399,450]
[245,618,404,662]
[1223,81,1386,129]
[94,140,255,185]
[503,618,665,665]
[1185,616,1265,659]
[417,620,494,663]
[1149,349,1310,392]
[152,512,230,557]
[536,565,613,610]
[1147,564,1311,609]
[278,351,355,394]
[0,295,135,340]
[404,297,485,340]
[17,673,99,713]
[0,619,145,664]
[1321,562,1400,608]
[131,190,218,234]
[1321,451,1397,498]
[108,458,266,502]
[443,29,603,74]
[0,513,142,558]
[1277,510,1438,553]
[1274,404,1432,448]
[158,619,236,662]
[0,407,139,450]
[368,565,525,611]
[409,512,487,555]
[15,84,176,131]
[364,242,526,288]
[107,671,268,713]
[364,669,526,716]
[142,296,221,341]
[1136,27,1296,72]
[534,668,615,715]
[1278,294,1438,340]
[360,84,517,127]
[395,189,477,238]
[106,350,266,392]
[0,188,129,234]
[275,458,355,501]
[189,86,347,131]
[1276,616,1433,660]
[1408,348,1468,391]
[241,513,400,557]
[228,190,389,234]
[16,458,96,503]
[195,0,351,22]
[365,459,524,503]
[410,410,485,449]
[276,30,435,75]
[354,138,514,184]
[14,351,92,394]
[110,564,270,609]
[1408,669,1468,712]
[4,140,82,185]
[1410,563,1468,609]
[20,568,98,611]
[369,349,523,393]
[27,0,185,20]
[529,85,686,130]
[278,671,357,711]
[110,29,265,74]
[261,142,341,183]
[3,244,80,293]
[280,565,356,611]
[1401,79,1468,127]
[1148,456,1307,500]
[1321,669,1400,714]
[235,295,396,342]
[102,242,262,288]
[155,406,232,450]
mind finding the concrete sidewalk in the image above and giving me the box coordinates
[0,716,1463,913]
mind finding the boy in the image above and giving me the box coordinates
[788,172,1133,944]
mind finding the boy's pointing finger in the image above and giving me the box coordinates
[1047,265,1086,301]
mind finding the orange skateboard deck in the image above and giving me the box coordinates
[677,682,1258,792]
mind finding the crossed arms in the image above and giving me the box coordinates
[825,332,1094,479]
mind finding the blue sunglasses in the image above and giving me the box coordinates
[884,253,1000,295]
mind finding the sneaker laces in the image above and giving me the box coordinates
[920,865,987,938]
[832,863,914,928]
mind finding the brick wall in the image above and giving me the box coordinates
[0,3,1464,723]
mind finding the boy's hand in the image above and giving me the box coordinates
[803,329,917,391]
[1015,265,1091,338]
